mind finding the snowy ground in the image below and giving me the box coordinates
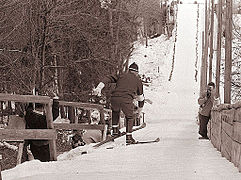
[2,4,241,180]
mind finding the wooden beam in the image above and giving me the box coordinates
[0,129,56,141]
[53,123,106,130]
[0,94,50,104]
[59,101,103,110]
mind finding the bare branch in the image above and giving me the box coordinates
[0,5,26,43]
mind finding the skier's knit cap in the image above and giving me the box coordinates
[129,62,139,72]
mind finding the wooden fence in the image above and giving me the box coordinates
[0,94,110,178]
[0,93,57,163]
[54,101,108,142]
[209,101,241,172]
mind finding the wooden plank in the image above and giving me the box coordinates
[211,132,221,151]
[222,120,233,138]
[59,101,103,110]
[234,108,241,123]
[231,141,241,167]
[45,103,54,129]
[101,125,108,141]
[221,130,232,161]
[233,122,241,143]
[211,111,222,124]
[210,113,222,151]
[221,109,235,125]
[0,129,56,141]
[99,109,105,124]
[0,93,50,104]
[53,123,105,130]
[16,143,24,165]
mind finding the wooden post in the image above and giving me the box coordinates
[68,106,75,123]
[200,31,206,95]
[0,154,2,180]
[202,0,209,93]
[215,0,223,98]
[209,0,215,83]
[45,102,57,161]
[224,0,232,103]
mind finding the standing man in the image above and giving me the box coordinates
[93,62,144,144]
[24,103,50,161]
[198,82,219,139]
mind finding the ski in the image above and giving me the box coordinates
[127,137,160,145]
[106,137,160,149]
[93,122,146,148]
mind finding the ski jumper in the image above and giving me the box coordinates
[103,71,144,133]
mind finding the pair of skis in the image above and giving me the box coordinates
[106,137,160,149]
[93,123,146,148]
[93,122,159,149]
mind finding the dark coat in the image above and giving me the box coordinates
[25,109,50,162]
[103,71,144,100]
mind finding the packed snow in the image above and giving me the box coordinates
[2,4,241,180]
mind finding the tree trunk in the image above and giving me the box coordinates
[39,13,48,93]
[144,17,148,47]
[224,0,232,103]
[200,0,209,94]
[215,0,223,98]
[108,8,115,64]
[208,0,215,83]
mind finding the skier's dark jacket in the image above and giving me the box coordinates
[102,71,144,107]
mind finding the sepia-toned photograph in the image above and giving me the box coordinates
[0,0,241,179]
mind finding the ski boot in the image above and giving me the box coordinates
[126,134,137,145]
[112,125,121,136]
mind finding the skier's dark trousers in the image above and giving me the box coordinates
[93,62,144,144]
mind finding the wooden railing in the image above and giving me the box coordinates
[209,101,241,172]
[0,93,57,166]
[54,100,108,141]
[0,94,110,173]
